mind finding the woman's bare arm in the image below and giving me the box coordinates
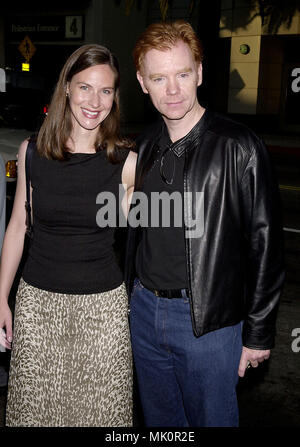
[0,139,29,349]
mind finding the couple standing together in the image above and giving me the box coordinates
[0,20,284,427]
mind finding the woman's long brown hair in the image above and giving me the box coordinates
[37,44,134,162]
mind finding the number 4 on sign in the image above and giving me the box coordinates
[70,19,78,35]
[65,16,82,39]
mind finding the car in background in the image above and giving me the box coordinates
[0,69,49,131]
[0,127,32,219]
[0,127,31,180]
[0,69,49,188]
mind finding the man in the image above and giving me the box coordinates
[125,20,285,427]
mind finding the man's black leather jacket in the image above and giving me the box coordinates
[125,109,285,349]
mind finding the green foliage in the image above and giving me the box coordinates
[257,0,300,33]
[123,0,300,33]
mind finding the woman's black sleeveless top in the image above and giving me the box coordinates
[22,147,128,294]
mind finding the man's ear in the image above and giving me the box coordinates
[137,71,149,94]
[197,63,203,87]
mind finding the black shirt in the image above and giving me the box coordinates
[23,147,128,294]
[135,126,188,290]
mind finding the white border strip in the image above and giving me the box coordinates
[284,227,300,233]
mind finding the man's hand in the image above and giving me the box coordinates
[238,346,270,378]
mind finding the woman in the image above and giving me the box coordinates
[0,44,137,427]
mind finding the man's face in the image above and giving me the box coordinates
[137,40,202,125]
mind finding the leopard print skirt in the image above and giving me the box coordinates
[6,279,133,427]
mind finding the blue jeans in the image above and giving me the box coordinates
[130,279,243,427]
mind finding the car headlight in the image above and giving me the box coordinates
[5,160,17,179]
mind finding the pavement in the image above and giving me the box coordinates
[238,232,300,427]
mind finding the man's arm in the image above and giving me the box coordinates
[239,137,285,375]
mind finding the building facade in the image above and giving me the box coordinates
[0,0,148,129]
[0,0,299,132]
[219,0,300,131]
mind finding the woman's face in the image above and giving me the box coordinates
[67,64,116,132]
